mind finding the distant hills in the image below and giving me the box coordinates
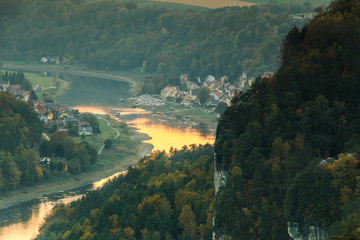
[0,0,313,94]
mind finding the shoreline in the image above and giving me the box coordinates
[2,63,141,95]
[0,129,153,210]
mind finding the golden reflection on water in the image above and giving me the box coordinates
[112,107,150,115]
[0,195,81,240]
[73,105,215,152]
[92,170,128,189]
[129,118,215,152]
[0,105,215,239]
[73,105,108,114]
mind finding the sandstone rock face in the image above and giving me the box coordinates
[288,220,327,240]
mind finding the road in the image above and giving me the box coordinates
[2,64,137,91]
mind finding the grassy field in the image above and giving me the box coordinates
[137,100,218,129]
[247,0,330,7]
[2,60,147,95]
[150,0,256,8]
[85,0,209,10]
[85,0,330,10]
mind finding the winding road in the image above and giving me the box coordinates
[3,64,137,92]
[97,116,120,155]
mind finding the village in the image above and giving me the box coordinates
[0,73,95,139]
[133,71,274,112]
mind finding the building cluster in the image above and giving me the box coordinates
[2,84,31,101]
[1,81,93,136]
[39,56,70,65]
[161,73,256,107]
[34,101,93,136]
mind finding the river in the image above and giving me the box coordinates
[0,74,215,240]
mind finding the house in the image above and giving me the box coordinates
[39,114,49,123]
[78,121,90,128]
[161,86,180,99]
[79,126,93,136]
[57,127,69,132]
[186,81,199,90]
[190,87,200,96]
[210,91,222,101]
[262,72,274,79]
[65,117,80,126]
[58,111,72,119]
[44,103,59,110]
[8,84,21,95]
[40,57,48,63]
[34,102,46,115]
[40,157,51,165]
[22,91,31,101]
[47,112,54,120]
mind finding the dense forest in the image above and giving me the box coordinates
[214,0,360,238]
[0,79,98,193]
[0,92,43,191]
[37,145,214,240]
[0,0,308,93]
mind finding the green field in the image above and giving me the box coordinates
[85,0,209,10]
[244,0,330,7]
[86,0,331,10]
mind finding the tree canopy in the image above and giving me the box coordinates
[214,0,360,238]
[0,0,307,93]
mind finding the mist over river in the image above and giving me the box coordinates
[0,74,215,240]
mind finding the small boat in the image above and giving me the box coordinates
[115,112,120,117]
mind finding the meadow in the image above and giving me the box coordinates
[150,0,256,8]
[86,0,330,10]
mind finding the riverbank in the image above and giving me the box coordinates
[2,61,146,95]
[0,116,152,210]
[130,94,218,131]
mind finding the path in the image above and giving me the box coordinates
[97,116,120,155]
[2,64,137,93]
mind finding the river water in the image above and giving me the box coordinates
[0,74,215,240]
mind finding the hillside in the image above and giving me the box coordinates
[0,0,310,93]
[37,145,214,239]
[214,0,360,238]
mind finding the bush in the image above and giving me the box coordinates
[104,139,113,149]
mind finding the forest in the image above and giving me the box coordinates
[214,0,360,238]
[0,92,43,191]
[37,145,215,240]
[0,0,308,93]
[0,74,98,193]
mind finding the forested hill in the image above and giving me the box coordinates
[214,0,360,238]
[0,92,43,191]
[38,145,215,239]
[0,0,306,92]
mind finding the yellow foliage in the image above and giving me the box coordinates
[80,230,94,240]
[90,208,100,219]
[35,165,43,178]
[294,134,305,151]
[327,154,359,188]
[242,207,251,217]
[62,230,71,239]
[296,108,303,118]
[185,179,197,189]
[109,214,119,229]
[137,194,173,218]
[270,103,279,112]
[231,166,243,176]
[123,227,135,240]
